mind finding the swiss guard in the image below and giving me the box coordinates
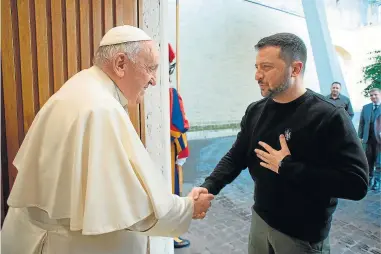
[169,43,191,249]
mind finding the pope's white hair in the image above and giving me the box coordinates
[93,41,142,66]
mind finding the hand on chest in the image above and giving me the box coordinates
[251,123,312,174]
[247,102,321,172]
[251,117,313,162]
[257,126,304,149]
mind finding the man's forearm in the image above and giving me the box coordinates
[201,152,244,195]
[279,155,368,200]
[201,103,254,195]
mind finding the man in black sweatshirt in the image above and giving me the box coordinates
[195,33,368,254]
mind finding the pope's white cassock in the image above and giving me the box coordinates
[2,27,194,254]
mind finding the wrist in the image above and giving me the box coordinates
[278,155,291,174]
[278,155,289,167]
[187,196,197,216]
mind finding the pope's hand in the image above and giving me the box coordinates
[190,193,214,219]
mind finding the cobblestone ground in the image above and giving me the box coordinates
[175,136,381,254]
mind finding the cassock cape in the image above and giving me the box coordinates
[2,66,193,254]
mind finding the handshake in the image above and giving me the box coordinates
[187,187,214,220]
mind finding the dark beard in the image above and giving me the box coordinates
[267,75,292,98]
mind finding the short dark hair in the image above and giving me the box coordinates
[331,81,341,86]
[255,33,307,74]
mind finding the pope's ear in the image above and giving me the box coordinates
[113,53,127,77]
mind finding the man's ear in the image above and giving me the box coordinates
[291,61,303,77]
[113,53,127,78]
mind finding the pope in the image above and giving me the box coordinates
[1,25,213,254]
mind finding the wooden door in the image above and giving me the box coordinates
[1,0,142,220]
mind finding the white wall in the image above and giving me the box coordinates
[331,25,381,112]
[168,0,319,127]
[325,0,381,28]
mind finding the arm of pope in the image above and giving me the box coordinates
[126,193,213,237]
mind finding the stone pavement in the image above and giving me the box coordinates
[175,136,381,254]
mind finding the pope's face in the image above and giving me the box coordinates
[117,41,159,105]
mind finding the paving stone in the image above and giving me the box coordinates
[349,242,373,254]
[370,249,381,254]
[342,250,356,254]
[176,137,381,254]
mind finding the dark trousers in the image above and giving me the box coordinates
[364,137,381,177]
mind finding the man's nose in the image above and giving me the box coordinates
[255,71,263,81]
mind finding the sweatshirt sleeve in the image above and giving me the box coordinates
[278,107,368,201]
[200,104,253,195]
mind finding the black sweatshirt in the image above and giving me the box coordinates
[201,89,368,243]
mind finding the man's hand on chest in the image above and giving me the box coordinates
[254,134,291,174]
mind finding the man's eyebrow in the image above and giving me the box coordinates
[255,62,274,67]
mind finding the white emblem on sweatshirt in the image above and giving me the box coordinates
[284,128,292,141]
